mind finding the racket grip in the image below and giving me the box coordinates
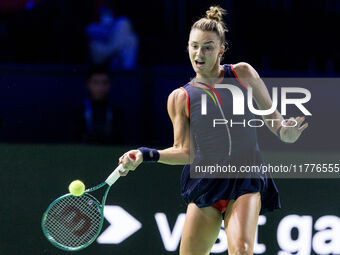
[105,153,136,186]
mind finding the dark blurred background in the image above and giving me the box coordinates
[0,0,339,148]
[1,0,339,69]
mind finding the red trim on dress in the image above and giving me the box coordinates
[189,81,223,106]
[210,87,223,106]
[180,87,190,119]
[230,64,248,90]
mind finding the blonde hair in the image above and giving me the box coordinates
[191,6,228,48]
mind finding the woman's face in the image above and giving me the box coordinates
[188,29,224,77]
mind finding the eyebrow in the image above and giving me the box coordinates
[190,41,215,45]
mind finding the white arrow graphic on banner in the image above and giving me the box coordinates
[97,205,142,244]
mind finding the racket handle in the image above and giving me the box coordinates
[105,153,136,186]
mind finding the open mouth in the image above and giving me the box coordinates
[195,60,205,67]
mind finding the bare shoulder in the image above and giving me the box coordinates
[167,88,188,116]
[232,62,260,79]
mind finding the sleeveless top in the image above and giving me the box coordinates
[180,64,281,214]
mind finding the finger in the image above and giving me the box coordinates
[119,169,129,176]
[296,116,305,127]
[122,153,136,170]
[126,151,139,162]
[298,122,309,132]
[119,154,125,161]
[118,153,127,164]
[127,152,137,161]
[121,156,130,169]
[126,150,142,162]
[285,118,297,127]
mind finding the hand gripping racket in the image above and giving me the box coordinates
[41,153,136,251]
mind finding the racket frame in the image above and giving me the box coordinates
[41,153,135,251]
[41,182,110,251]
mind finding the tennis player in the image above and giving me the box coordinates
[119,6,308,255]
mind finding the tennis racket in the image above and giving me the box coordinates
[41,153,136,251]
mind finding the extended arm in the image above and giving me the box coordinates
[158,88,193,165]
[119,88,193,173]
[232,62,308,143]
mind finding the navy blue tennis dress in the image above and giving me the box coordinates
[180,64,280,214]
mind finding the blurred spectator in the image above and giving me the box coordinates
[86,8,139,70]
[72,65,124,144]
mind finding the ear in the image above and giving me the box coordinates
[219,45,225,57]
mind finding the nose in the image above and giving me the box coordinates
[197,47,204,57]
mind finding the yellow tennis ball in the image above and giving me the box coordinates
[68,180,85,196]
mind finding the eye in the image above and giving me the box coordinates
[205,46,212,50]
[191,45,198,49]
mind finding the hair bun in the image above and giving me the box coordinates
[206,6,226,23]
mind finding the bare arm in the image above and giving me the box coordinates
[232,62,308,143]
[119,88,193,173]
[158,88,193,165]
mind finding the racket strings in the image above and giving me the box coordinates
[42,195,102,248]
